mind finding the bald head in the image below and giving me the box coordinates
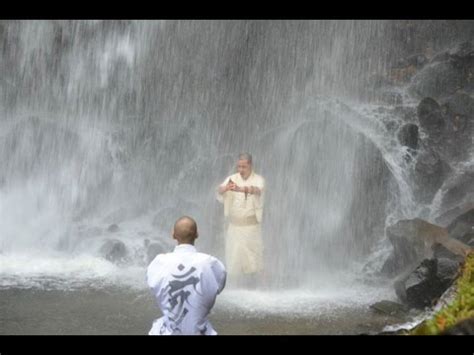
[173,216,198,245]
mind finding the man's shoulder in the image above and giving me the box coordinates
[195,252,224,267]
[195,251,216,261]
[252,173,265,183]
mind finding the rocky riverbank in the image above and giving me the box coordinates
[366,40,474,334]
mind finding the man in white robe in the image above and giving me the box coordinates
[216,153,265,288]
[147,216,226,335]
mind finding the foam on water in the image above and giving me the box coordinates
[0,253,147,290]
[218,276,396,317]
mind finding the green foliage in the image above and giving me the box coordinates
[410,253,474,335]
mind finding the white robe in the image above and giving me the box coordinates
[147,244,226,335]
[216,172,265,277]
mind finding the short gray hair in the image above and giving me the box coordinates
[238,152,252,164]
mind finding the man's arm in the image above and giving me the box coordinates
[249,186,262,196]
[210,258,227,294]
[217,178,236,195]
[217,178,261,196]
[217,184,230,194]
[231,185,261,195]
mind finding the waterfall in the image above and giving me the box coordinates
[1,20,473,292]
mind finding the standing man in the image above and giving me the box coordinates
[216,153,265,288]
[147,216,226,335]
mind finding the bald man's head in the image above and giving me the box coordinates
[173,216,198,244]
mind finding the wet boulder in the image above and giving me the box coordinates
[409,41,474,100]
[430,51,450,64]
[461,233,474,247]
[447,41,474,67]
[413,148,451,203]
[396,258,459,309]
[413,93,473,166]
[437,92,474,162]
[447,208,474,242]
[437,174,474,223]
[370,300,409,316]
[417,97,446,140]
[99,239,128,264]
[432,243,466,263]
[443,92,474,128]
[409,61,466,99]
[397,123,419,150]
[435,203,474,227]
[384,219,428,274]
[383,218,469,277]
[405,53,429,69]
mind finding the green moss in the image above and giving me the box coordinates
[410,253,474,335]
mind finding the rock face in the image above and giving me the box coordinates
[413,148,451,204]
[439,93,474,163]
[443,92,474,143]
[409,61,467,99]
[432,244,466,263]
[447,208,474,242]
[388,216,471,309]
[382,218,471,277]
[99,239,128,264]
[382,219,431,276]
[438,174,474,220]
[432,208,474,262]
[395,258,459,308]
[384,218,471,308]
[377,39,474,316]
[397,42,474,212]
[409,41,474,100]
[417,97,446,139]
[413,93,474,165]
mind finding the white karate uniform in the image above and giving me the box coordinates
[147,244,226,335]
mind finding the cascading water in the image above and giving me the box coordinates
[1,20,473,333]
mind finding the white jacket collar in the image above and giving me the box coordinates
[173,244,197,253]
